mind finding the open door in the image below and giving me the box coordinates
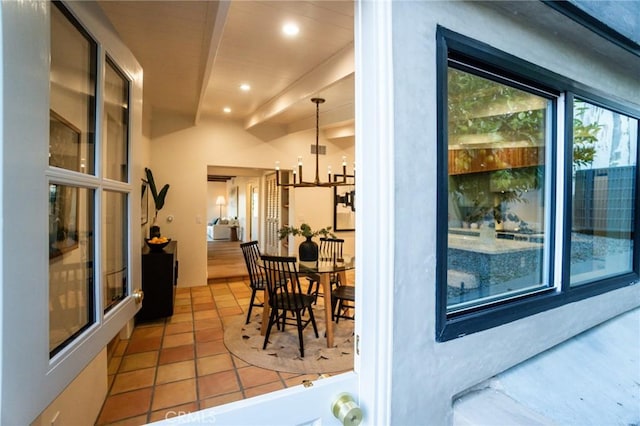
[148,1,394,424]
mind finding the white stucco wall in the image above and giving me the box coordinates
[151,117,355,286]
[387,1,640,424]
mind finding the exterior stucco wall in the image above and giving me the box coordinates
[388,1,640,424]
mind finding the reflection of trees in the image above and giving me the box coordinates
[447,70,604,229]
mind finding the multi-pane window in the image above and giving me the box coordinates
[49,2,132,356]
[437,29,639,340]
[49,2,98,356]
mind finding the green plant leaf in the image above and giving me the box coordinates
[145,167,170,213]
[155,184,170,210]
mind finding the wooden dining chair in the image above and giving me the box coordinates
[332,282,355,323]
[261,255,319,357]
[240,241,266,324]
[305,237,345,304]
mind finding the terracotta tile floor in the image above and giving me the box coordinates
[96,278,330,425]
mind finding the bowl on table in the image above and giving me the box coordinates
[145,238,171,252]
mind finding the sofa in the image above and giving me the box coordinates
[207,218,239,241]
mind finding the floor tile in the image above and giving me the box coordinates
[195,339,227,358]
[194,318,223,331]
[131,326,164,340]
[156,360,196,384]
[163,332,194,348]
[218,306,244,317]
[243,380,286,398]
[99,271,342,423]
[151,378,197,411]
[110,368,156,394]
[148,401,200,424]
[196,353,234,376]
[173,305,193,314]
[237,365,281,389]
[165,321,194,335]
[194,310,219,321]
[193,302,216,311]
[195,327,224,343]
[96,388,152,424]
[125,336,162,354]
[200,392,244,409]
[168,312,193,324]
[198,370,241,399]
[99,413,148,426]
[159,344,195,365]
[119,351,158,372]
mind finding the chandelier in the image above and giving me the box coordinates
[275,97,354,187]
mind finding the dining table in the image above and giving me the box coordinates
[259,255,355,348]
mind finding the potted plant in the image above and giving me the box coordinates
[278,223,336,261]
[144,167,170,238]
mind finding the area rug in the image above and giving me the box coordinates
[223,309,354,374]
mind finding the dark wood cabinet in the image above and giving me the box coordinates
[137,240,178,322]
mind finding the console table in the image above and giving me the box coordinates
[137,240,178,322]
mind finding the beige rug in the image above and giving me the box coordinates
[223,309,354,374]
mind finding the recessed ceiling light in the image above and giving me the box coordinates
[240,83,251,92]
[223,107,231,113]
[282,22,299,37]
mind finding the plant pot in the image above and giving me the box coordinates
[150,225,161,239]
[298,236,318,261]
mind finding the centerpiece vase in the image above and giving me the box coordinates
[298,236,318,261]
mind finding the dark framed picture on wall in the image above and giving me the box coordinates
[49,110,81,172]
[333,175,355,231]
[141,181,149,225]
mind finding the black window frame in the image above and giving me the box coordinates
[436,27,640,342]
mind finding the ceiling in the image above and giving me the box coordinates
[97,0,355,140]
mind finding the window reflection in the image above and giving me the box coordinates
[103,191,128,312]
[49,2,96,174]
[446,67,549,311]
[104,57,129,182]
[49,186,95,356]
[570,100,638,286]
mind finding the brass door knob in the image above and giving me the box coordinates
[133,289,144,304]
[332,393,362,426]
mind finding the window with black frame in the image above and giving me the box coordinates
[436,28,640,341]
[445,65,551,313]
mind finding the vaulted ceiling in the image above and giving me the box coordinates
[97,1,355,139]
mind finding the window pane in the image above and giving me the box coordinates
[49,3,96,174]
[103,191,129,312]
[570,100,638,286]
[104,57,130,182]
[49,185,95,356]
[446,67,549,312]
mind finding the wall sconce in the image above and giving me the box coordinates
[336,190,355,212]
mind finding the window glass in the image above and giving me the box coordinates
[103,191,129,312]
[49,185,95,356]
[49,3,96,174]
[446,67,549,312]
[570,99,638,286]
[104,57,130,182]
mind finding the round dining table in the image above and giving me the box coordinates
[259,255,355,348]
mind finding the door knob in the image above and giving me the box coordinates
[331,393,362,426]
[133,289,144,304]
